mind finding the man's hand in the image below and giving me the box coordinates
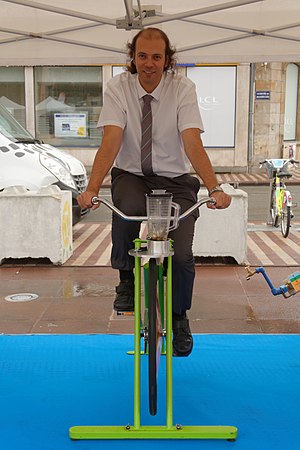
[77,190,100,210]
[207,191,231,209]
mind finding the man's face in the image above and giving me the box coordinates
[133,35,167,93]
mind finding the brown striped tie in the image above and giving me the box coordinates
[141,94,155,176]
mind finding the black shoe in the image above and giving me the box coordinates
[172,313,193,357]
[114,281,134,312]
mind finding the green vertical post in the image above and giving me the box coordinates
[158,264,165,354]
[166,253,173,429]
[133,239,142,430]
[144,263,149,326]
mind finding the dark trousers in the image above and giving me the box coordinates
[111,168,201,315]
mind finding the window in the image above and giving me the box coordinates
[0,67,26,128]
[284,63,299,141]
[34,66,103,147]
[112,66,126,77]
[187,66,236,147]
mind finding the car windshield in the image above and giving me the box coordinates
[0,103,39,143]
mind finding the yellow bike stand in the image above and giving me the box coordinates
[70,425,237,440]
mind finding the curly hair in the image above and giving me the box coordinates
[126,28,176,74]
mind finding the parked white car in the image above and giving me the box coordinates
[0,103,89,224]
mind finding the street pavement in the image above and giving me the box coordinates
[1,171,300,335]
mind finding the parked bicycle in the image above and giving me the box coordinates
[260,158,298,238]
[69,190,237,441]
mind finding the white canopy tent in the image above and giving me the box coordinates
[36,96,73,111]
[0,96,24,109]
[0,0,299,65]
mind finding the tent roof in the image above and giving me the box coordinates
[0,0,299,65]
[0,96,25,108]
[36,96,73,111]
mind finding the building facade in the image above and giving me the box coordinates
[0,62,298,173]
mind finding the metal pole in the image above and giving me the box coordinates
[166,253,173,429]
[133,240,141,429]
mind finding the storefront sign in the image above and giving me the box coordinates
[187,66,236,147]
[54,113,87,138]
[256,91,270,100]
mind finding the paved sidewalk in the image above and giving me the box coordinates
[101,169,300,188]
[1,264,300,335]
[1,169,300,336]
[217,170,300,186]
[64,221,300,268]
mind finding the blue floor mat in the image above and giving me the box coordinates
[0,334,299,450]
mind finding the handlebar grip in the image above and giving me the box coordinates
[91,196,100,205]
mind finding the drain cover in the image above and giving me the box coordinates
[5,293,39,302]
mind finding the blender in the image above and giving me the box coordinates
[145,190,180,257]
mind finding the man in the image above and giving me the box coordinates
[77,28,231,357]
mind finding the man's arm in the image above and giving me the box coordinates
[77,125,122,209]
[181,128,231,209]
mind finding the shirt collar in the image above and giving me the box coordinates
[136,73,165,101]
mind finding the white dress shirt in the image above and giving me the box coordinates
[98,71,204,178]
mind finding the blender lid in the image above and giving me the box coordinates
[146,189,173,198]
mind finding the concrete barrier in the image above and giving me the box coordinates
[193,184,248,264]
[0,185,73,265]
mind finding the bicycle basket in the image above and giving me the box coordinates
[265,159,285,179]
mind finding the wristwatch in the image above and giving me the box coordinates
[208,186,224,196]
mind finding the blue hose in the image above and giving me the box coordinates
[255,267,288,296]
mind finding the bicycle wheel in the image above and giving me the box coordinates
[270,187,279,227]
[280,204,291,238]
[148,257,163,416]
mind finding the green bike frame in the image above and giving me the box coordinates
[69,238,238,441]
[275,174,284,215]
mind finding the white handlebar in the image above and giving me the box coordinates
[91,196,216,224]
